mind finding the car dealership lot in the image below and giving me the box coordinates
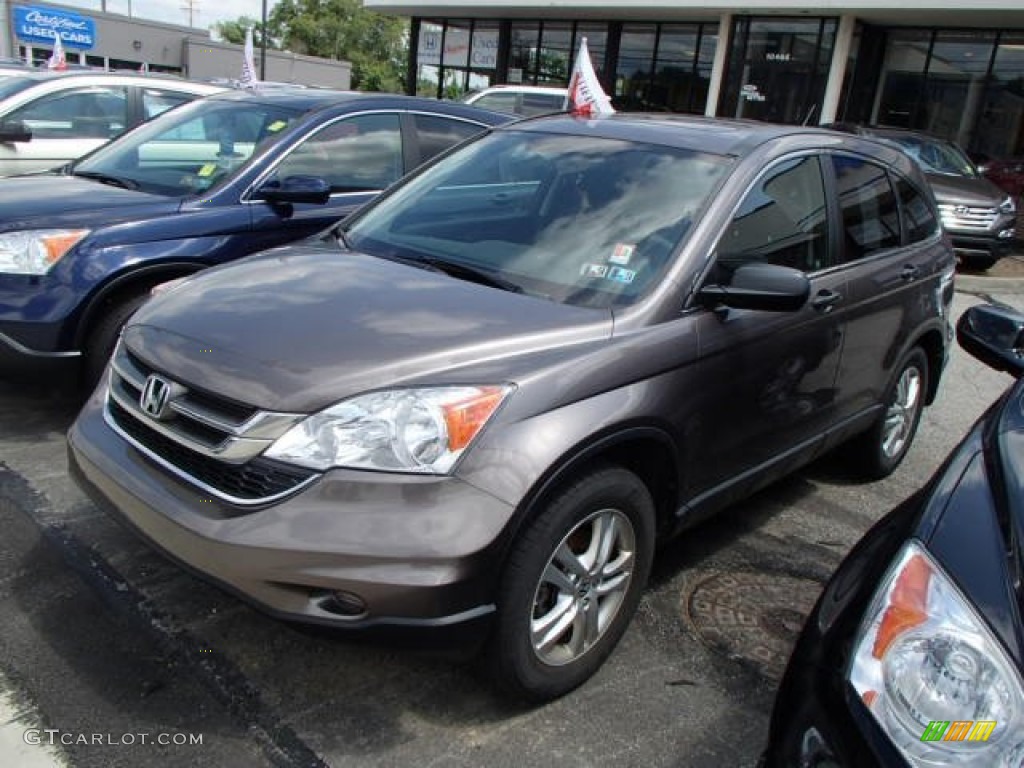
[0,288,1019,768]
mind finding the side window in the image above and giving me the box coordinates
[473,92,519,114]
[275,113,402,193]
[521,93,565,115]
[893,175,939,244]
[831,155,900,261]
[718,155,828,273]
[142,88,194,120]
[7,86,128,139]
[412,114,485,164]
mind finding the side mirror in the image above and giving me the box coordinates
[956,304,1024,376]
[256,175,331,205]
[0,120,32,143]
[698,262,810,312]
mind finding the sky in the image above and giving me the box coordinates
[52,0,280,33]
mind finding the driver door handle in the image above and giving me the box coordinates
[811,289,843,313]
[900,264,920,281]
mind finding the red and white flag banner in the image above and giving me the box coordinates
[565,37,615,117]
[240,27,260,89]
[47,32,67,71]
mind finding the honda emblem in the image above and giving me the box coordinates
[140,374,173,419]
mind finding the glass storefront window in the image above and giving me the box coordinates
[614,23,717,114]
[575,23,609,81]
[416,19,499,99]
[978,35,1024,157]
[874,29,932,127]
[537,23,572,85]
[721,17,838,125]
[616,24,657,109]
[509,23,540,84]
[656,25,706,114]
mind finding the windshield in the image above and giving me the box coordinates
[72,98,303,196]
[347,129,731,308]
[0,76,34,102]
[886,134,978,177]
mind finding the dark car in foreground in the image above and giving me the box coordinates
[69,113,956,701]
[762,302,1024,767]
[827,125,1017,271]
[0,87,508,385]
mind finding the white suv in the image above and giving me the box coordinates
[0,71,223,176]
[461,85,566,116]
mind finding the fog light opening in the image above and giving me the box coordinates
[314,589,368,618]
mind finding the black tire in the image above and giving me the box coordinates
[82,291,150,390]
[484,465,655,702]
[845,347,929,480]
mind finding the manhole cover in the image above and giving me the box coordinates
[684,571,822,681]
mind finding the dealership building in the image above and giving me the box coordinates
[367,0,1024,159]
[0,2,351,88]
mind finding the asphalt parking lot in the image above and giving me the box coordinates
[0,286,1021,768]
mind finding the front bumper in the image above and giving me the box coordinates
[68,386,517,635]
[0,328,80,381]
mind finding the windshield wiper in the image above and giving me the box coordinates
[73,171,139,191]
[411,255,524,293]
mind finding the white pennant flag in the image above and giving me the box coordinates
[47,31,67,71]
[240,27,259,89]
[565,37,615,117]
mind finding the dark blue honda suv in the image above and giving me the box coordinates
[0,87,509,385]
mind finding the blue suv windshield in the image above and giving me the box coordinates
[73,98,302,196]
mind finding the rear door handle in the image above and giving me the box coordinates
[900,264,920,281]
[811,289,843,313]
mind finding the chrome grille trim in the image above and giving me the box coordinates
[109,343,306,465]
[937,203,998,231]
[102,397,320,507]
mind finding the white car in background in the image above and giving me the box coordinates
[0,71,223,176]
[461,85,567,116]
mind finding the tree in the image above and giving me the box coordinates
[212,16,271,48]
[268,0,408,92]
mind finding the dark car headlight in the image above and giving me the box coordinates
[264,385,513,474]
[848,540,1024,766]
[999,196,1016,215]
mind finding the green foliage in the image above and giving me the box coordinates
[212,16,270,48]
[268,0,408,92]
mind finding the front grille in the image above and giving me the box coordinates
[937,203,998,232]
[108,398,316,504]
[106,342,315,505]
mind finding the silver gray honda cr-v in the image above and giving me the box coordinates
[68,113,956,702]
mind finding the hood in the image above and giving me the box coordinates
[0,175,177,231]
[125,246,612,412]
[925,172,1009,207]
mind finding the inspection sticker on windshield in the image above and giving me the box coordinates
[609,243,635,265]
[197,163,217,177]
[267,120,288,132]
[607,266,637,284]
[580,263,608,278]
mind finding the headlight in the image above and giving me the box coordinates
[264,385,513,474]
[0,229,89,275]
[848,540,1024,766]
[999,196,1016,215]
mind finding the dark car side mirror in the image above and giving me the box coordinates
[256,175,331,205]
[0,120,32,143]
[698,262,810,312]
[957,304,1024,376]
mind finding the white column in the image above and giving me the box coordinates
[705,12,732,117]
[819,14,857,125]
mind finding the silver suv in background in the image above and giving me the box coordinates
[825,124,1017,270]
[0,71,223,176]
[461,85,567,116]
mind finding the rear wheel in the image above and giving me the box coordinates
[484,465,655,702]
[845,347,928,480]
[82,291,150,391]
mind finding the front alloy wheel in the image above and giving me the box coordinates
[530,508,636,667]
[880,364,923,461]
[485,465,655,702]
